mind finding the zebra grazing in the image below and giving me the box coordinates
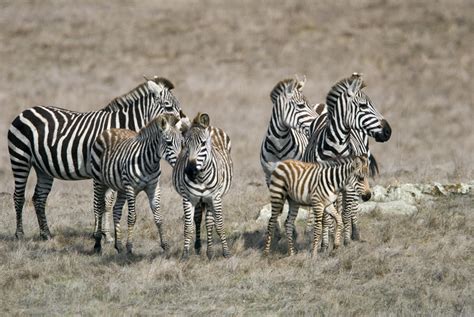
[173,113,233,260]
[303,73,391,245]
[263,155,371,257]
[91,114,183,254]
[8,76,184,240]
[260,76,318,186]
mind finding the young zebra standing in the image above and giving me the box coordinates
[263,155,371,257]
[91,114,184,254]
[260,76,319,186]
[173,113,233,260]
[303,73,391,245]
[7,77,184,240]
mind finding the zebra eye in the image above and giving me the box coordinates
[201,140,207,146]
[166,140,173,146]
[163,101,172,108]
[359,102,369,110]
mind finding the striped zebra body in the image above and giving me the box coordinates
[173,113,233,260]
[8,77,183,240]
[303,73,391,246]
[260,76,318,186]
[91,114,183,254]
[263,155,371,257]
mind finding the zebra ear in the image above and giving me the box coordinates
[156,115,169,132]
[347,73,364,97]
[198,113,210,128]
[295,75,306,92]
[147,80,164,95]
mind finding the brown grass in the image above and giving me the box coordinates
[0,0,473,315]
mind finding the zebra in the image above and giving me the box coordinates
[91,114,183,254]
[263,155,371,257]
[7,76,184,240]
[172,112,233,260]
[303,73,391,246]
[260,76,319,186]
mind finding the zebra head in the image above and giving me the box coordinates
[145,76,183,119]
[348,155,371,201]
[182,113,212,182]
[270,76,317,138]
[327,73,392,143]
[154,114,183,167]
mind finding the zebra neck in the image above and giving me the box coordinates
[316,113,351,158]
[100,95,152,132]
[333,163,353,191]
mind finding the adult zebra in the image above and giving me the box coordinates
[8,77,184,240]
[173,113,233,260]
[260,76,318,186]
[303,73,391,245]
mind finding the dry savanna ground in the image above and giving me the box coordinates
[0,0,473,315]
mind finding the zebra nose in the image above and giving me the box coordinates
[374,119,392,142]
[184,161,198,181]
[361,191,371,202]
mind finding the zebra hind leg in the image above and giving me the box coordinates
[32,172,54,240]
[93,181,106,254]
[103,188,117,243]
[285,200,299,256]
[211,196,230,259]
[205,205,215,260]
[12,167,32,239]
[113,193,127,253]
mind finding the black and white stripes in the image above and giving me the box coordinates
[172,113,233,260]
[91,114,183,254]
[8,77,183,239]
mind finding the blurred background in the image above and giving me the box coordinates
[0,0,472,195]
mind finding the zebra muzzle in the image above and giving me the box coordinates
[185,161,199,181]
[374,119,392,142]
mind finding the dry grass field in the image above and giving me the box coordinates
[0,0,473,315]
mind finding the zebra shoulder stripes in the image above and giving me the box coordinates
[260,76,318,186]
[172,113,233,260]
[303,73,391,245]
[8,76,183,240]
[263,155,371,257]
[91,114,183,254]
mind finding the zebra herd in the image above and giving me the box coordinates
[7,73,391,259]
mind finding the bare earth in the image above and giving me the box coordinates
[0,0,472,315]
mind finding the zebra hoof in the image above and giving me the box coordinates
[351,231,360,241]
[40,231,53,240]
[206,248,214,260]
[223,249,231,259]
[181,250,190,261]
[93,244,102,254]
[161,242,170,252]
[15,231,25,240]
[343,239,351,246]
[194,240,202,255]
[105,234,114,244]
[115,243,124,254]
[126,243,133,254]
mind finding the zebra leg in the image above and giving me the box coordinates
[32,171,54,240]
[103,188,117,243]
[310,200,324,257]
[145,184,169,252]
[285,200,299,256]
[181,197,195,261]
[205,205,215,260]
[211,196,230,259]
[263,193,285,256]
[341,191,352,246]
[346,189,361,241]
[124,186,137,254]
[194,202,204,255]
[325,204,343,249]
[12,164,31,239]
[113,192,127,253]
[320,211,332,252]
[93,180,107,254]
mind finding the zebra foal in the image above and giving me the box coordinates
[173,113,233,260]
[263,155,371,257]
[91,114,183,254]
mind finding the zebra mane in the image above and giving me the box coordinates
[138,113,180,138]
[101,77,174,112]
[270,76,305,104]
[326,73,366,110]
[318,155,355,168]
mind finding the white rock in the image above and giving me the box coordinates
[256,203,309,225]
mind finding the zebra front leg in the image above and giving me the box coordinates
[205,206,215,260]
[320,211,332,253]
[103,188,117,243]
[145,184,169,252]
[211,196,230,259]
[285,200,299,256]
[181,197,195,261]
[310,200,324,257]
[113,193,127,253]
[324,203,343,250]
[194,202,204,255]
[93,181,107,254]
[32,173,54,240]
[346,189,361,241]
[125,186,137,254]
